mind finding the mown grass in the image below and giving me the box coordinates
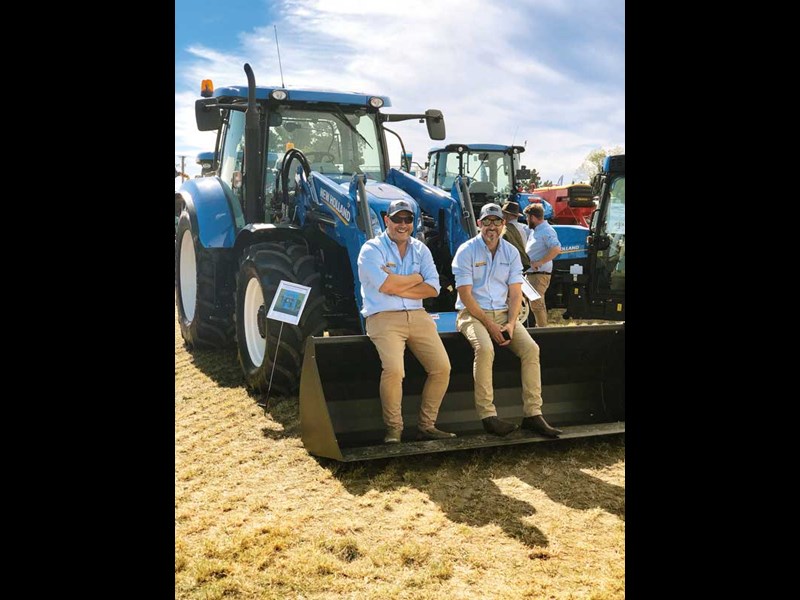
[175,308,624,599]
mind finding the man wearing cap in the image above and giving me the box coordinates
[500,201,531,272]
[451,203,562,438]
[523,203,562,327]
[357,198,455,444]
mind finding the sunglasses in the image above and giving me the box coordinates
[389,215,414,224]
[481,218,503,226]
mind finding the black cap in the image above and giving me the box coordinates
[387,199,414,216]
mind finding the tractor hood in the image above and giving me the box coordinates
[306,174,421,230]
[341,179,418,222]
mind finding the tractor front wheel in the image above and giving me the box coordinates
[235,241,326,395]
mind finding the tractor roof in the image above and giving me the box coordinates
[427,143,525,155]
[213,86,392,108]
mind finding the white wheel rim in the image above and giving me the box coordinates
[244,277,266,367]
[179,229,197,321]
[518,298,530,323]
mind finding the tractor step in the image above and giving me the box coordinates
[333,422,625,462]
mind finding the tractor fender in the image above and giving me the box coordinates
[233,223,306,257]
[175,177,244,249]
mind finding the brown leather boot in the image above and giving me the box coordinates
[521,415,562,437]
[482,416,519,436]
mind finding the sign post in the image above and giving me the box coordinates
[262,280,313,404]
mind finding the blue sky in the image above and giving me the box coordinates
[175,0,624,183]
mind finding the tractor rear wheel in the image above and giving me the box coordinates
[235,241,326,395]
[175,211,235,348]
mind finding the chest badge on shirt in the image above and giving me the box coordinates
[385,262,396,268]
[474,261,487,267]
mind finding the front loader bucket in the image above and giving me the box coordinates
[300,323,624,461]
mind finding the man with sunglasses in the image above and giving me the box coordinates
[357,199,455,444]
[451,203,562,438]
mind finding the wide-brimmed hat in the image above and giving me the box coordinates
[501,201,521,216]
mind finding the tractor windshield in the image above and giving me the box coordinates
[266,107,384,182]
[429,149,514,198]
[466,151,514,196]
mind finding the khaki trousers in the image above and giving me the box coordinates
[456,309,543,420]
[525,273,551,327]
[365,310,451,430]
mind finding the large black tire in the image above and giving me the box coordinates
[235,240,327,395]
[175,211,235,348]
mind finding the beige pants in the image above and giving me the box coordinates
[365,310,451,430]
[456,309,543,420]
[525,273,551,327]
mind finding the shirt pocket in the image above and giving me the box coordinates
[494,259,512,282]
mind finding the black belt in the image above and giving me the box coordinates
[527,272,551,275]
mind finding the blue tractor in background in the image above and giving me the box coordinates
[175,64,624,461]
[426,143,590,312]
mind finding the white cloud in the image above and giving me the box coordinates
[175,0,623,181]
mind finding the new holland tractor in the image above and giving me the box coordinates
[175,64,624,461]
[426,144,590,312]
[562,154,625,320]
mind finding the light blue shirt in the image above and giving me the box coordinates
[452,235,524,310]
[358,231,441,317]
[525,220,561,274]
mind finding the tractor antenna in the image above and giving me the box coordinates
[511,124,520,146]
[274,25,285,88]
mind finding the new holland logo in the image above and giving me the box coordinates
[559,245,582,254]
[320,189,351,224]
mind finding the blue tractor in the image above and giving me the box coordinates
[426,143,590,312]
[175,64,624,460]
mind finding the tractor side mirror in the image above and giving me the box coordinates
[516,167,531,180]
[425,109,446,140]
[195,99,222,131]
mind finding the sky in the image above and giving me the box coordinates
[175,0,624,186]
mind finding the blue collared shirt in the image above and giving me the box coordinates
[526,220,561,273]
[452,235,524,310]
[358,231,441,317]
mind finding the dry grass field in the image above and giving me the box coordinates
[175,308,624,599]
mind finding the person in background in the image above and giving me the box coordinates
[451,203,562,438]
[500,201,531,272]
[523,203,562,327]
[357,199,455,444]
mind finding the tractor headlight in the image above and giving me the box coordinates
[368,96,384,108]
[270,90,288,101]
[370,210,383,236]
